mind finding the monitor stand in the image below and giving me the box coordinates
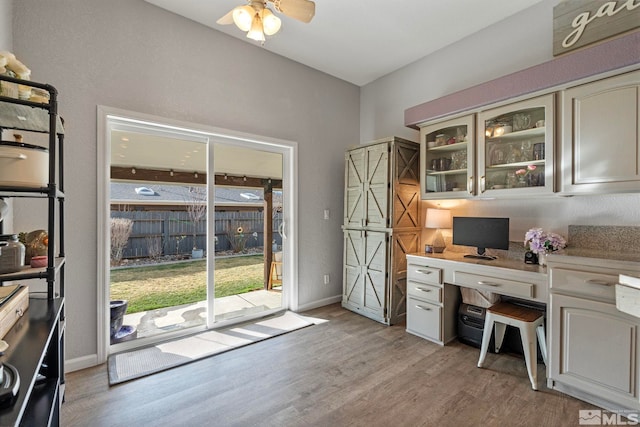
[463,248,497,260]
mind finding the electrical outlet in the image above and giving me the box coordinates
[323,274,330,285]
[323,209,330,220]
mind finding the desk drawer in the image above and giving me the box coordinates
[406,296,441,342]
[550,267,616,302]
[407,264,442,285]
[455,271,534,299]
[407,281,441,303]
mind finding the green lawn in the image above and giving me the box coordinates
[110,255,264,313]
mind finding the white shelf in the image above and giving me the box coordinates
[487,127,544,141]
[426,168,468,176]
[487,159,545,169]
[426,141,468,152]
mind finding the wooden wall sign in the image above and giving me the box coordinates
[553,0,640,56]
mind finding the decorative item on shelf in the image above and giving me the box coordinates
[435,134,448,147]
[18,229,48,264]
[524,227,567,266]
[456,127,467,143]
[515,165,538,187]
[0,234,25,274]
[513,113,531,131]
[533,142,545,160]
[425,208,452,254]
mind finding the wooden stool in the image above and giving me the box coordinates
[477,301,547,390]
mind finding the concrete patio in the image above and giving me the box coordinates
[121,288,282,340]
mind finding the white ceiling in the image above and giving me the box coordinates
[145,0,545,86]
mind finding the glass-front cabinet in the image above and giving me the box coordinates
[477,94,555,196]
[419,114,475,199]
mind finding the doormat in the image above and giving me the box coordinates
[108,311,313,385]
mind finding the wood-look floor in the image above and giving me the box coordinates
[62,303,593,427]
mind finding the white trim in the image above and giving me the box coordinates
[296,295,342,312]
[97,105,299,362]
[65,354,99,373]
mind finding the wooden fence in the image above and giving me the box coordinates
[111,210,283,259]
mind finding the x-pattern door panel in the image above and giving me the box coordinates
[388,231,420,324]
[344,149,365,228]
[365,145,389,228]
[363,231,388,318]
[392,144,420,228]
[343,230,364,307]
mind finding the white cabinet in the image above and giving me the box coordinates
[477,94,555,197]
[406,255,459,345]
[550,293,638,410]
[419,114,475,199]
[560,70,640,194]
[343,137,421,325]
[418,94,555,200]
[548,259,640,412]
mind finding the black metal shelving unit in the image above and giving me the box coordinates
[0,74,65,427]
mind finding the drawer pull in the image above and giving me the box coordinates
[415,304,432,311]
[416,287,432,293]
[416,269,433,275]
[16,308,24,317]
[478,281,500,287]
[585,279,612,287]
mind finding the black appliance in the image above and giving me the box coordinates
[458,298,546,362]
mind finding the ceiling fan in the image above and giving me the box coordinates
[216,0,315,43]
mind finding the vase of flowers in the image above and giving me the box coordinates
[515,165,538,187]
[524,227,567,265]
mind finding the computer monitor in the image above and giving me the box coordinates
[452,216,510,260]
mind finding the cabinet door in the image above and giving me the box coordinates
[391,141,421,229]
[477,94,555,196]
[362,231,388,320]
[344,148,365,228]
[419,114,475,199]
[342,230,364,310]
[388,230,420,325]
[549,293,639,409]
[364,144,389,228]
[561,71,640,194]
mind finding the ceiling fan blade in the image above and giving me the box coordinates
[216,9,235,25]
[272,0,315,23]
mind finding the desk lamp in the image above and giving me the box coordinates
[425,208,452,253]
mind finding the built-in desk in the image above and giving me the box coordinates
[406,252,547,345]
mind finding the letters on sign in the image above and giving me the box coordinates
[553,0,640,56]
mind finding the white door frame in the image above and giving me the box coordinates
[97,105,298,363]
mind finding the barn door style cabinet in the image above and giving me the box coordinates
[343,137,421,325]
[560,70,640,194]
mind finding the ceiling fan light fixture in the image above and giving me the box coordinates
[262,8,281,36]
[232,5,255,31]
[246,14,266,42]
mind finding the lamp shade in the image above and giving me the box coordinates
[262,8,282,35]
[232,5,255,31]
[425,208,452,229]
[246,14,266,42]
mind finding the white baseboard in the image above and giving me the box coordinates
[296,295,341,312]
[65,354,100,373]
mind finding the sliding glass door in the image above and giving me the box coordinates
[100,110,295,356]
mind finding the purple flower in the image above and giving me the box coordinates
[524,228,566,254]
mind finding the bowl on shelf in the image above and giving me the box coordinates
[30,255,47,268]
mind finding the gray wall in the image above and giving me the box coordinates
[0,0,11,50]
[12,0,358,364]
[360,0,640,240]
